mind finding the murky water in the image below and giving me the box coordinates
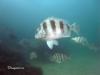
[0,0,100,75]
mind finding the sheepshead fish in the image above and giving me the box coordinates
[71,36,89,45]
[49,52,70,64]
[71,36,100,51]
[35,17,79,49]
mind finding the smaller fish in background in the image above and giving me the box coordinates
[35,17,79,49]
[71,36,89,46]
[89,43,100,52]
[71,36,100,51]
[49,52,71,64]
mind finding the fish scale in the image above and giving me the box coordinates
[35,17,79,49]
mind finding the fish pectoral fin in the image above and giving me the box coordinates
[46,40,54,49]
[46,40,58,49]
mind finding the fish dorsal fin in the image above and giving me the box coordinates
[46,40,58,49]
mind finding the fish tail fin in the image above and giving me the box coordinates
[70,23,80,35]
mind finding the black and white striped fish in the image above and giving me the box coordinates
[35,17,79,49]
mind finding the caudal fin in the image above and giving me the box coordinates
[70,23,80,35]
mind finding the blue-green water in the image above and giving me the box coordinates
[0,0,100,75]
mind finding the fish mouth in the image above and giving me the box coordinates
[34,33,44,39]
[34,34,39,39]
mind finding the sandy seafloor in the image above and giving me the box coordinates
[31,48,100,75]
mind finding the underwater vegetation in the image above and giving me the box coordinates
[0,25,43,75]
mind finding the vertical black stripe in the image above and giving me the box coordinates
[50,20,56,31]
[43,22,47,32]
[59,21,64,32]
[66,24,70,30]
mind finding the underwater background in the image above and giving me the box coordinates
[0,0,100,75]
